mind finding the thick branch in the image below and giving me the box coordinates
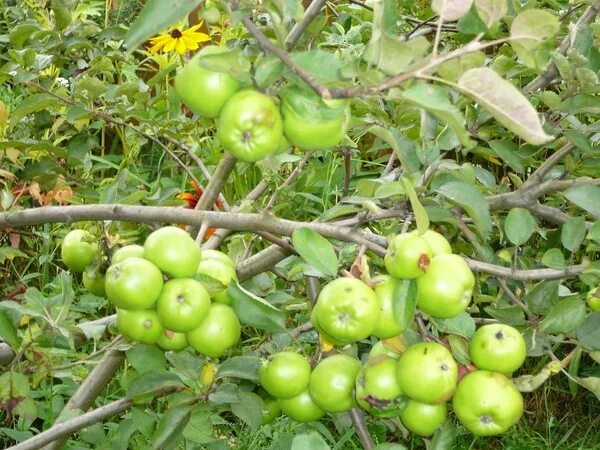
[0,205,385,254]
[203,179,269,250]
[522,142,575,190]
[6,386,180,450]
[524,0,600,93]
[43,350,125,450]
[466,258,588,281]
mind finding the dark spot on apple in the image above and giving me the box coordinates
[495,330,505,340]
[423,348,429,355]
[480,415,493,424]
[418,253,430,272]
[440,362,449,371]
[345,287,352,293]
[365,395,390,408]
[242,130,252,143]
[177,294,185,303]
[338,312,349,323]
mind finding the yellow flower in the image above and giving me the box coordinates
[149,23,211,55]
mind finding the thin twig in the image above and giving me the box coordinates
[286,0,328,49]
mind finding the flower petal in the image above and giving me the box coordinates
[175,38,187,54]
[181,35,200,50]
[185,22,204,33]
[163,38,177,52]
[149,34,171,45]
[185,32,211,43]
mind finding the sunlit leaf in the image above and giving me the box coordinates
[457,68,554,145]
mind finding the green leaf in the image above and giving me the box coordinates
[392,279,418,330]
[152,405,192,450]
[576,312,600,351]
[254,54,284,89]
[126,344,166,374]
[124,0,203,52]
[291,433,331,450]
[228,283,286,333]
[587,222,600,243]
[525,280,560,315]
[504,207,536,245]
[432,0,473,22]
[9,94,60,129]
[437,180,493,240]
[573,376,600,401]
[182,405,214,444]
[457,68,554,145]
[291,228,339,277]
[429,419,457,450]
[216,356,261,382]
[402,83,475,148]
[401,177,429,234]
[474,0,507,27]
[437,51,486,83]
[510,9,559,69]
[230,391,264,430]
[367,126,421,174]
[563,184,600,219]
[8,23,39,49]
[484,306,527,326]
[0,310,19,348]
[290,49,343,84]
[447,334,471,365]
[127,371,183,401]
[561,216,586,252]
[363,0,429,75]
[538,297,587,335]
[431,313,476,339]
[488,140,525,173]
[541,248,565,269]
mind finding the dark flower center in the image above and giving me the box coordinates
[170,29,183,38]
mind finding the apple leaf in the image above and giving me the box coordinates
[401,177,429,234]
[510,9,559,69]
[216,356,261,382]
[292,227,339,277]
[432,0,473,22]
[228,283,286,333]
[538,297,587,335]
[504,207,536,246]
[474,0,507,27]
[561,216,586,252]
[402,83,476,148]
[152,405,192,450]
[457,67,554,145]
[577,312,600,351]
[291,433,331,450]
[437,180,493,240]
[563,184,600,219]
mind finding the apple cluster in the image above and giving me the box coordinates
[61,227,241,358]
[174,45,350,162]
[258,229,527,437]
